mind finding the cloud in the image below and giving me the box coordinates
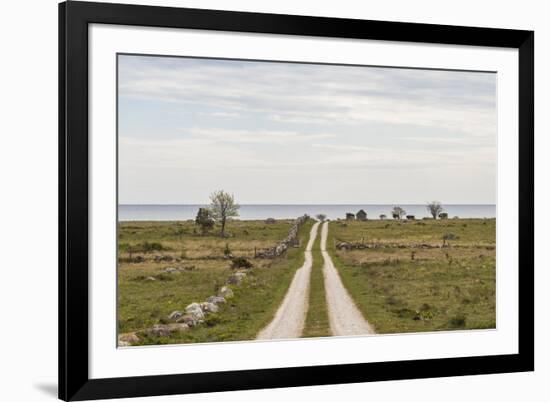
[117,55,497,204]
[119,55,496,137]
[208,112,240,118]
[182,127,334,144]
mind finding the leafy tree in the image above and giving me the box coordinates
[391,206,406,220]
[209,190,240,237]
[426,201,444,219]
[316,214,327,222]
[379,214,387,220]
[195,207,214,235]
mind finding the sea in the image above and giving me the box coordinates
[118,204,496,221]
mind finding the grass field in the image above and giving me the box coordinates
[327,218,496,333]
[118,218,314,344]
[302,234,331,338]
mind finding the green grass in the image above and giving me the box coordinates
[327,219,496,333]
[332,218,495,247]
[118,219,314,344]
[302,232,331,338]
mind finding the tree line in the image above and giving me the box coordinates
[387,201,447,220]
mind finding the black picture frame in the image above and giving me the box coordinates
[59,1,534,400]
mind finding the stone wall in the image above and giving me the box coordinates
[255,215,309,259]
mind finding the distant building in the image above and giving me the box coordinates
[346,213,355,220]
[356,209,367,221]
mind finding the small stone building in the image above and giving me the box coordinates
[356,209,367,221]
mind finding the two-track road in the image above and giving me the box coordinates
[257,220,374,340]
[256,221,320,340]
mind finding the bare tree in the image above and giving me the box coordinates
[426,201,444,219]
[209,190,240,237]
[391,206,406,220]
[316,214,327,222]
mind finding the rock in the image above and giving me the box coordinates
[227,272,246,285]
[206,295,226,305]
[200,302,219,314]
[145,276,156,281]
[336,242,352,250]
[168,310,183,321]
[185,302,205,320]
[218,286,234,299]
[164,267,178,273]
[144,325,172,337]
[154,255,173,262]
[176,314,198,327]
[118,332,139,345]
[142,323,189,337]
[167,323,189,332]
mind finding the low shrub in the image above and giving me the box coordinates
[224,243,232,257]
[205,313,221,327]
[448,315,467,328]
[231,257,253,269]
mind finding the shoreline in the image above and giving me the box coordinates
[119,217,497,223]
[118,204,497,222]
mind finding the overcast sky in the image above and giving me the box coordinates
[118,54,496,205]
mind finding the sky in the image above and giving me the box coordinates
[118,54,497,205]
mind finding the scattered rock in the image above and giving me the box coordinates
[227,272,246,285]
[145,276,156,281]
[185,302,205,320]
[218,286,234,299]
[142,323,189,337]
[144,324,172,337]
[336,242,352,250]
[200,302,219,314]
[176,314,198,327]
[118,332,139,345]
[164,267,178,273]
[206,295,226,305]
[168,311,183,321]
[167,323,189,332]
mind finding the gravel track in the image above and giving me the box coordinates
[256,222,320,340]
[321,221,375,336]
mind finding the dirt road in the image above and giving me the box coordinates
[256,221,320,340]
[320,221,375,336]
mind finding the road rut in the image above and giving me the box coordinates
[256,222,320,340]
[321,221,375,336]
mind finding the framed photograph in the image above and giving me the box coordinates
[59,1,534,400]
